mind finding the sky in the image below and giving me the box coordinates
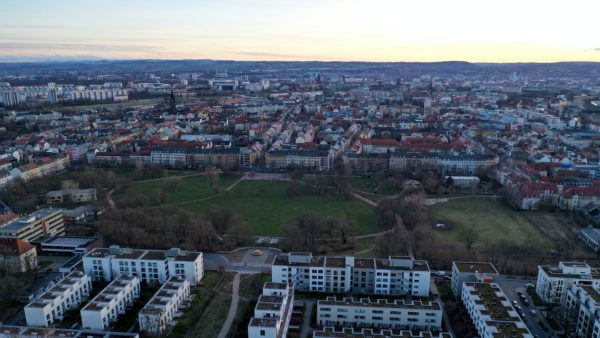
[1,0,599,63]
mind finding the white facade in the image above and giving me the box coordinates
[535,261,600,305]
[83,246,204,285]
[451,261,499,297]
[564,284,600,338]
[313,327,452,338]
[80,274,141,330]
[462,282,533,338]
[24,271,92,327]
[272,253,430,297]
[139,276,191,335]
[248,283,294,338]
[317,297,442,331]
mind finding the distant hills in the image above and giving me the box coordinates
[0,58,599,77]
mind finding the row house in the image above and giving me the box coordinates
[248,283,294,338]
[462,282,533,338]
[343,153,390,174]
[25,271,92,327]
[81,274,141,330]
[265,150,334,171]
[138,276,191,335]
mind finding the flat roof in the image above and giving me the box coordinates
[454,261,499,274]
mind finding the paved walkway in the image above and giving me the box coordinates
[217,273,241,338]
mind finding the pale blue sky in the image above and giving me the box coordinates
[1,0,599,62]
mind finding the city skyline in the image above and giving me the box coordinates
[1,0,600,63]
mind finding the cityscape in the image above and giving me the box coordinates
[1,1,600,338]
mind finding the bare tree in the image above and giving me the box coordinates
[461,228,479,254]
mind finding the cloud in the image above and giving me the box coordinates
[594,48,600,51]
[229,51,319,59]
[0,24,68,29]
[0,42,160,53]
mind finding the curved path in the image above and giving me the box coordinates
[217,273,241,338]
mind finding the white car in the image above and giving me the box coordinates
[530,310,537,316]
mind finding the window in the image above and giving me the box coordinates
[260,329,265,336]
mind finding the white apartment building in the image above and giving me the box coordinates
[317,297,442,331]
[462,282,533,338]
[451,261,499,297]
[0,325,140,338]
[83,246,204,285]
[536,261,600,305]
[81,274,141,330]
[138,276,191,335]
[24,271,92,327]
[312,327,452,338]
[564,284,600,338]
[272,253,430,297]
[248,282,294,338]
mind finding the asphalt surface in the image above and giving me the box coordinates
[494,274,556,338]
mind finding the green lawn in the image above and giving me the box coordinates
[114,174,239,206]
[426,197,554,250]
[180,180,380,236]
[170,271,223,338]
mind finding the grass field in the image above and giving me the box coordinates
[426,197,554,251]
[180,180,380,236]
[114,174,240,206]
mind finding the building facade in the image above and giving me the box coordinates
[272,253,430,297]
[535,261,600,305]
[0,208,64,241]
[317,296,442,331]
[83,246,204,285]
[24,271,92,327]
[451,261,499,297]
[80,274,141,330]
[462,282,533,338]
[248,282,294,338]
[138,276,191,335]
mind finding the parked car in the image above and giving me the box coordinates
[530,310,537,316]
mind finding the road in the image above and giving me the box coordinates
[494,274,555,338]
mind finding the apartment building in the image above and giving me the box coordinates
[462,282,533,338]
[46,188,97,204]
[83,246,204,285]
[536,261,600,305]
[138,276,191,335]
[0,208,64,241]
[451,261,499,297]
[248,282,294,338]
[564,284,600,338]
[312,327,452,338]
[81,274,141,330]
[317,296,442,331]
[24,271,92,327]
[0,325,139,338]
[272,253,430,297]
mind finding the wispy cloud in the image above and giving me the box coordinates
[0,42,160,53]
[0,24,68,29]
[229,51,319,59]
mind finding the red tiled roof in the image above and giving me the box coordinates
[0,238,36,256]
